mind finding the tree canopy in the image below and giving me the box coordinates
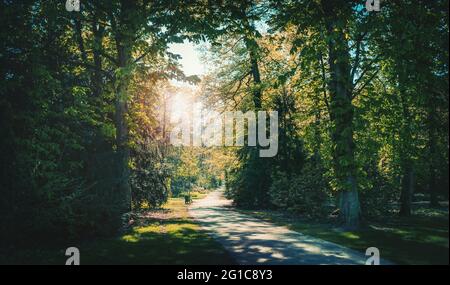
[0,0,448,245]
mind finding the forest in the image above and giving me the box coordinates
[0,0,448,265]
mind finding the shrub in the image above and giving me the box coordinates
[269,160,331,218]
[360,177,399,219]
[130,142,169,209]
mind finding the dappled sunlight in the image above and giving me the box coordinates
[1,0,447,267]
[341,232,361,240]
[121,234,140,243]
[189,190,383,265]
[57,196,236,265]
[170,92,192,122]
[135,225,161,234]
[241,206,449,265]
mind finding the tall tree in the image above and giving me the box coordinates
[270,0,382,228]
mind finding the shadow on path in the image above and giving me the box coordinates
[189,190,392,265]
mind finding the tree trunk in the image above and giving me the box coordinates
[313,91,322,160]
[399,164,414,216]
[91,10,104,98]
[427,99,439,207]
[398,85,414,217]
[114,45,132,213]
[338,180,360,228]
[115,90,131,213]
[241,6,262,110]
[322,1,360,229]
[429,161,439,207]
[244,37,262,110]
[111,0,137,213]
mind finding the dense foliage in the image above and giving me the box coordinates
[204,0,448,227]
[0,0,448,248]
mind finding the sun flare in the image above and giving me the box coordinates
[170,92,191,121]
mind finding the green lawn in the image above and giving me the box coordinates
[240,205,449,265]
[0,196,234,265]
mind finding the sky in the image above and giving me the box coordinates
[167,40,207,121]
[168,40,206,77]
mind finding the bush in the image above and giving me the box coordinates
[226,148,273,208]
[130,142,169,209]
[358,160,400,219]
[360,177,399,219]
[269,160,331,218]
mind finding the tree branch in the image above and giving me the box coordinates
[352,54,381,90]
[318,52,331,118]
[352,68,380,99]
[350,32,367,82]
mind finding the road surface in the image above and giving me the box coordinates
[189,189,391,265]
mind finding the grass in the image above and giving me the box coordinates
[0,195,234,265]
[3,190,446,265]
[239,205,449,265]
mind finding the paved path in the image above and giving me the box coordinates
[189,190,390,265]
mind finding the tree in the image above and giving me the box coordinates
[269,0,380,228]
[372,0,449,215]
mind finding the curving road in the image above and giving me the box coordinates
[189,189,391,265]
